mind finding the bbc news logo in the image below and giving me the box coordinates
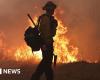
[0,68,2,74]
[0,68,20,75]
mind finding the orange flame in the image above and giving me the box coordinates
[13,45,42,63]
[53,18,78,63]
[12,15,79,63]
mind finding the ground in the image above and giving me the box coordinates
[0,61,100,80]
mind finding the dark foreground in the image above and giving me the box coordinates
[0,61,100,80]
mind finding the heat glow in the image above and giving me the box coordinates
[11,16,79,63]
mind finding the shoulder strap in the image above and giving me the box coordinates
[37,16,42,28]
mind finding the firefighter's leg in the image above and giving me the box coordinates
[45,43,54,80]
[31,60,44,80]
[45,65,54,80]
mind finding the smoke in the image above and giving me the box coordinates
[0,31,8,63]
[64,0,100,61]
[52,0,100,61]
[0,0,100,61]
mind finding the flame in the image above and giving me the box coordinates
[10,15,79,63]
[53,18,78,63]
[14,45,42,63]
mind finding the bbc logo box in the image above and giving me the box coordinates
[0,68,2,74]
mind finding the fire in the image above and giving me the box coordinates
[14,45,42,63]
[53,18,78,63]
[12,15,79,63]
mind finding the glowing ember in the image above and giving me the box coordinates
[12,15,79,63]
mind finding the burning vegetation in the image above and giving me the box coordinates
[11,15,79,63]
[0,14,99,64]
[53,18,78,63]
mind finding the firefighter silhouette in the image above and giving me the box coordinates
[31,1,58,80]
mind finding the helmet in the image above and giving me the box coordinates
[43,1,57,10]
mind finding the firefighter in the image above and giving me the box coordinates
[31,1,58,80]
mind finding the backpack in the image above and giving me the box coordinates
[24,14,42,52]
[24,26,42,52]
[24,14,57,52]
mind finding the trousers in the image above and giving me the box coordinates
[31,42,54,80]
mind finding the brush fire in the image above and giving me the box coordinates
[0,15,79,64]
[9,15,79,63]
